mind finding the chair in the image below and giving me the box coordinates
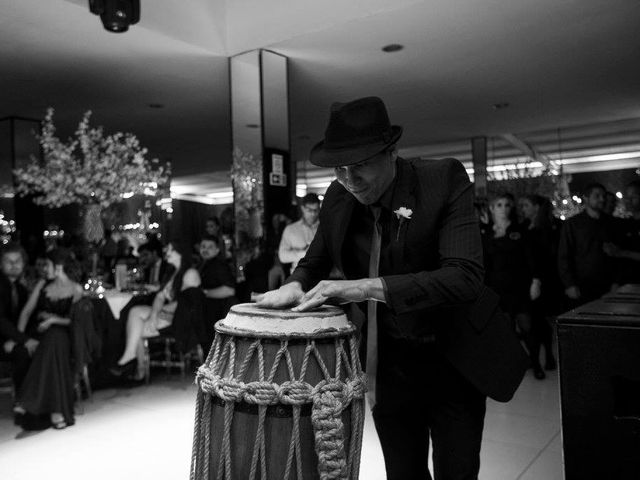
[142,335,204,384]
[141,286,209,383]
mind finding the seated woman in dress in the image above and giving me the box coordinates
[14,249,84,430]
[111,240,200,380]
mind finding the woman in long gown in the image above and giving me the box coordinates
[15,249,84,429]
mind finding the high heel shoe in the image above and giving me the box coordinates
[51,413,67,430]
[109,359,137,377]
[533,364,546,380]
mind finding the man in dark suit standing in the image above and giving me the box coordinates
[258,97,528,479]
[0,243,35,391]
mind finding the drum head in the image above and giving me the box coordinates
[215,303,355,338]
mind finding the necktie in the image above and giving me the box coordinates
[366,206,382,409]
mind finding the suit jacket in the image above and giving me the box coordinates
[288,157,528,402]
[0,273,30,344]
[145,259,172,286]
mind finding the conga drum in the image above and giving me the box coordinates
[191,303,366,480]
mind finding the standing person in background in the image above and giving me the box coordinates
[482,193,541,378]
[558,183,615,306]
[603,190,617,216]
[205,217,221,237]
[520,195,561,376]
[604,180,640,285]
[0,244,34,396]
[278,193,320,272]
[204,216,227,261]
[257,96,527,480]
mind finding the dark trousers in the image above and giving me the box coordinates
[372,339,486,480]
[1,343,31,391]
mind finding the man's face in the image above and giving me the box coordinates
[138,250,157,268]
[625,186,640,214]
[519,199,537,221]
[205,221,219,236]
[585,188,605,212]
[301,203,320,225]
[1,252,25,280]
[199,240,219,260]
[334,150,396,205]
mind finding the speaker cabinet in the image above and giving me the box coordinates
[557,293,640,479]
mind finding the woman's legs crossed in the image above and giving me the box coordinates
[118,305,151,365]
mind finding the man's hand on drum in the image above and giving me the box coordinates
[292,278,384,312]
[254,282,305,309]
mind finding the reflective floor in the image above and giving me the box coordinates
[0,368,561,479]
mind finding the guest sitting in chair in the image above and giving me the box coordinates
[0,244,33,395]
[111,240,200,380]
[138,242,171,286]
[14,249,84,430]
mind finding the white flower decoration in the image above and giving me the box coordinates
[393,207,412,240]
[394,207,413,220]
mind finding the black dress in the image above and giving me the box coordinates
[481,223,533,317]
[17,289,76,426]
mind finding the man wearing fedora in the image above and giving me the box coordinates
[257,96,528,479]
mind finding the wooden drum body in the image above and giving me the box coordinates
[191,304,366,480]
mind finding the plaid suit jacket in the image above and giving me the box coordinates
[288,157,528,402]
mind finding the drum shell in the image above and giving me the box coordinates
[208,333,359,480]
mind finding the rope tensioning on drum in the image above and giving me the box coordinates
[191,334,366,480]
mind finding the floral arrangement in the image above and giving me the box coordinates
[230,146,263,239]
[14,108,170,209]
[230,147,264,280]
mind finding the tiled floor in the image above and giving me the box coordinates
[0,368,561,479]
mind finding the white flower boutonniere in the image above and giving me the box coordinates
[393,207,413,240]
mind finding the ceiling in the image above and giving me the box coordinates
[1,0,639,197]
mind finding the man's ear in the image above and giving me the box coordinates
[389,146,399,161]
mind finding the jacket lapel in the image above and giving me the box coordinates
[326,184,357,274]
[390,159,417,270]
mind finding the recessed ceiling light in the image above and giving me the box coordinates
[492,102,510,110]
[148,103,164,109]
[245,124,260,129]
[382,44,404,53]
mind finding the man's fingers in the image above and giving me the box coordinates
[251,292,265,303]
[292,296,326,312]
[299,282,324,303]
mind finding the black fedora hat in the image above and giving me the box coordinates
[309,96,403,167]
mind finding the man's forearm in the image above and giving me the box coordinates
[366,278,387,302]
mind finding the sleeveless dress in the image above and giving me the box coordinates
[17,288,76,426]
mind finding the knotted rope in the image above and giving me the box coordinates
[190,334,366,479]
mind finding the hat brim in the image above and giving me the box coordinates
[309,126,403,167]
